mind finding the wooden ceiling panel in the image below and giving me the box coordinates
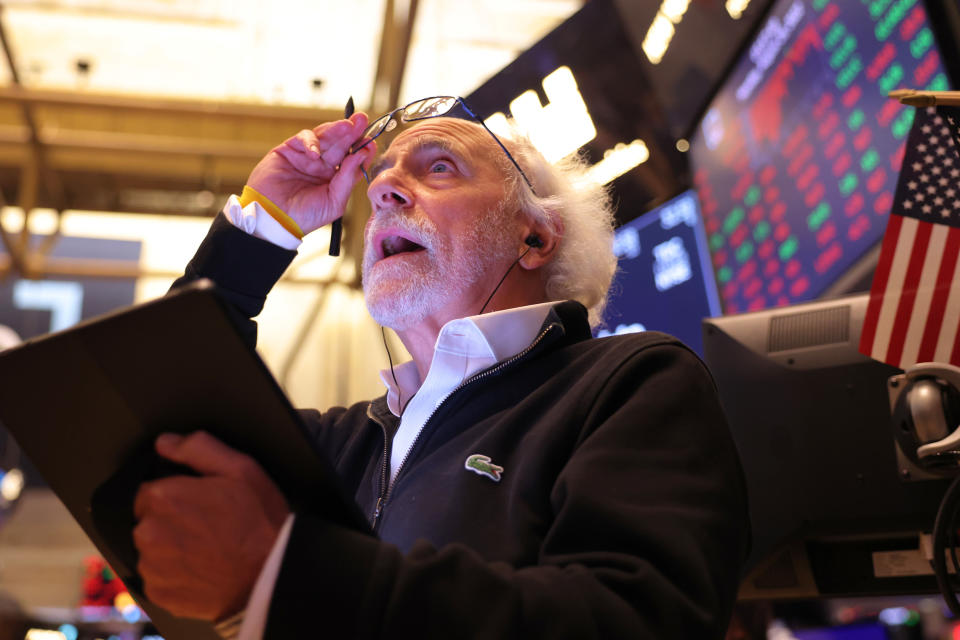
[0,87,335,213]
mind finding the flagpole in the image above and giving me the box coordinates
[890,89,960,107]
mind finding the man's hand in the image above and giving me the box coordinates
[133,431,290,622]
[247,114,376,234]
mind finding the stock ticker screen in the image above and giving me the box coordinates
[598,190,722,357]
[690,0,949,314]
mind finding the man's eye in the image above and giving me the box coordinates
[430,161,452,173]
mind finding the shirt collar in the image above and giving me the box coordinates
[378,301,556,416]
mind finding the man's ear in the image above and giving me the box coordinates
[519,218,563,270]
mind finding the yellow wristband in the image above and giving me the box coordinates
[238,185,305,240]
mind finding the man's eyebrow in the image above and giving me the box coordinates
[369,136,467,178]
[410,136,456,154]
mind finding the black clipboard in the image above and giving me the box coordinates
[0,279,371,639]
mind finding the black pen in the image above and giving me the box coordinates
[328,96,354,256]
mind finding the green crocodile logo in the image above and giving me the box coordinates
[464,454,504,482]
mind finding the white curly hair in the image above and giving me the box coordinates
[492,123,617,327]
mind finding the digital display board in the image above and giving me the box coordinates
[598,190,721,356]
[0,236,140,340]
[690,0,949,313]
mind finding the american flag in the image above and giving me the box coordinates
[859,106,960,369]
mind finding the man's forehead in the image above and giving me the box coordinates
[378,118,500,163]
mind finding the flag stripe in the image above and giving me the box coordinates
[860,213,905,356]
[900,222,950,365]
[886,220,933,367]
[950,303,960,365]
[870,216,919,363]
[937,249,960,362]
[917,226,960,361]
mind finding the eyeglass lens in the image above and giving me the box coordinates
[353,97,460,152]
[402,96,459,120]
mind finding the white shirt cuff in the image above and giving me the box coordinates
[237,514,295,640]
[222,194,302,251]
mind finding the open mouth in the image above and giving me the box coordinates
[376,231,428,261]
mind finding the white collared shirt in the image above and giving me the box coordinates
[381,302,554,482]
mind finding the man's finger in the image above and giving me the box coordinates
[283,129,320,157]
[155,431,258,480]
[133,475,208,520]
[312,112,369,139]
[317,115,370,167]
[272,144,332,182]
[153,432,290,526]
[330,142,376,203]
[290,130,322,158]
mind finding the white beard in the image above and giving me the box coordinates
[362,204,515,331]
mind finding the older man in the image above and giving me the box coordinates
[133,104,749,639]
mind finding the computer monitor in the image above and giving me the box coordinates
[690,0,950,314]
[703,294,951,599]
[599,190,722,357]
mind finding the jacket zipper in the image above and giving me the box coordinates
[368,322,560,530]
[366,406,391,527]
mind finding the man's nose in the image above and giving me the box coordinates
[367,171,412,209]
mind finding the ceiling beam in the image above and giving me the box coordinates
[369,0,420,114]
[390,0,420,109]
[0,85,342,123]
[0,1,69,277]
[0,124,269,158]
[0,5,65,212]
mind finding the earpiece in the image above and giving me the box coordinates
[478,234,543,315]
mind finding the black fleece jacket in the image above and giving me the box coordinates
[175,214,750,639]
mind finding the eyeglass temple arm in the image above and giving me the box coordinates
[458,100,537,195]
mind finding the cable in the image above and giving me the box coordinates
[478,246,533,316]
[931,473,960,616]
[380,238,538,415]
[381,325,410,417]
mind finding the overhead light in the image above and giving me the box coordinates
[507,66,596,163]
[0,468,24,503]
[483,112,512,139]
[484,69,652,185]
[726,0,751,19]
[25,628,63,640]
[642,14,675,64]
[584,139,650,185]
[642,0,701,64]
[661,0,691,23]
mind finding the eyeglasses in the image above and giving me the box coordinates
[349,96,537,195]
